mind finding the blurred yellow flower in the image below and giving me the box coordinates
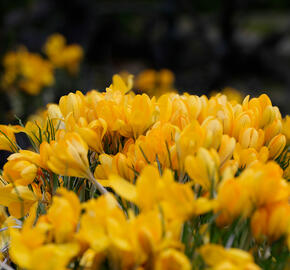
[44,33,83,75]
[0,184,38,218]
[2,47,54,95]
[155,249,191,270]
[135,69,176,97]
[199,244,260,270]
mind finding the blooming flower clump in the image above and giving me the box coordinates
[1,33,83,96]
[0,74,289,269]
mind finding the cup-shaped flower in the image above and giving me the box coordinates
[0,184,38,218]
[185,147,220,191]
[42,132,90,178]
[268,134,286,159]
[3,159,37,186]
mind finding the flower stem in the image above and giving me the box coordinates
[88,172,108,195]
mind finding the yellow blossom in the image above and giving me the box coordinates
[44,33,83,75]
[46,188,80,243]
[199,244,260,270]
[3,159,37,186]
[42,132,90,178]
[282,115,290,144]
[268,134,286,159]
[185,148,220,191]
[2,47,54,95]
[218,134,236,166]
[251,202,290,242]
[155,249,191,270]
[0,184,38,218]
[0,125,18,152]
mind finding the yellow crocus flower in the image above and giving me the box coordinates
[65,112,107,153]
[40,132,107,194]
[282,115,290,144]
[216,178,252,226]
[199,244,260,270]
[42,132,90,178]
[268,134,286,159]
[185,148,220,191]
[201,117,223,149]
[155,249,191,270]
[44,33,83,75]
[240,162,288,208]
[218,134,236,166]
[0,184,38,218]
[59,91,87,120]
[123,94,157,138]
[29,243,79,270]
[238,127,264,150]
[175,120,205,170]
[251,202,290,242]
[3,158,37,186]
[0,125,18,152]
[46,188,80,243]
[105,165,214,221]
[10,199,79,270]
[264,119,282,144]
[107,74,133,95]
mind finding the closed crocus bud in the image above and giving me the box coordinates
[182,94,202,121]
[216,103,234,135]
[175,121,205,169]
[185,148,219,191]
[113,152,135,182]
[202,117,223,149]
[158,94,173,123]
[232,111,252,139]
[218,135,236,166]
[264,119,282,144]
[59,91,86,119]
[239,128,264,150]
[3,159,37,186]
[239,128,258,149]
[268,134,286,159]
[282,115,290,144]
[47,104,63,120]
[126,94,156,138]
[260,105,277,128]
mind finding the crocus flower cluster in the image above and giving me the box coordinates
[0,73,289,270]
[1,34,83,95]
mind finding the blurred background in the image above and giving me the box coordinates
[1,0,290,122]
